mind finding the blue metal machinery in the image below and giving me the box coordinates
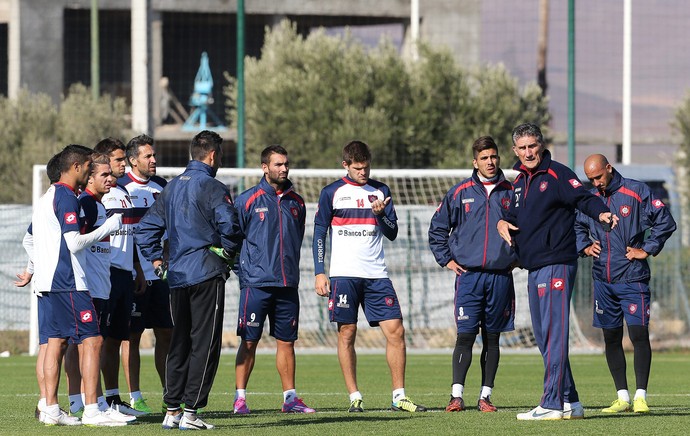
[182,52,227,131]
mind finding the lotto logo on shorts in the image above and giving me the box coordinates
[328,299,334,311]
[551,278,565,291]
[385,297,394,307]
[80,310,93,323]
[629,304,638,314]
[64,212,77,224]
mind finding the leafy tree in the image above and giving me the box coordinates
[673,91,690,201]
[0,84,128,204]
[225,20,549,170]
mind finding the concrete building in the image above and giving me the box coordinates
[0,0,479,164]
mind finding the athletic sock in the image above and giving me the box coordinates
[38,398,46,412]
[183,408,197,421]
[452,384,464,398]
[83,403,99,418]
[349,391,363,402]
[634,389,647,401]
[130,390,143,401]
[97,396,108,411]
[617,389,631,402]
[45,403,60,418]
[236,389,247,400]
[69,394,84,413]
[479,386,492,400]
[284,389,297,403]
[104,388,120,397]
[392,388,406,402]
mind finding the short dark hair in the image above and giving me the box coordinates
[89,152,111,174]
[190,130,223,161]
[261,145,288,165]
[94,137,126,156]
[126,134,154,163]
[512,123,544,146]
[46,151,62,184]
[59,144,93,174]
[342,140,371,165]
[472,136,499,159]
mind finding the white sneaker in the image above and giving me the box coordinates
[162,412,182,429]
[42,409,82,426]
[81,410,128,427]
[104,405,137,423]
[110,400,147,417]
[563,402,585,420]
[179,415,214,430]
[516,405,563,420]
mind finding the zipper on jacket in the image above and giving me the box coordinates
[482,187,490,268]
[277,194,287,286]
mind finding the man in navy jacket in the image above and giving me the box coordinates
[429,136,516,413]
[497,123,617,421]
[135,130,242,430]
[575,154,676,414]
[231,145,314,415]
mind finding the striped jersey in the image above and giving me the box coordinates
[78,189,111,299]
[101,184,136,271]
[120,172,167,281]
[313,176,397,279]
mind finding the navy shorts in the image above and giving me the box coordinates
[237,286,299,342]
[328,277,402,327]
[102,267,134,340]
[44,291,100,344]
[593,280,651,329]
[454,270,515,334]
[37,293,52,345]
[130,279,173,333]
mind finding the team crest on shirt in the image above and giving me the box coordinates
[385,297,395,307]
[291,207,299,218]
[652,199,664,209]
[80,310,93,323]
[619,205,631,217]
[501,197,510,209]
[539,181,548,192]
[569,179,582,188]
[64,212,77,224]
[368,194,378,203]
[629,304,638,314]
[551,278,565,291]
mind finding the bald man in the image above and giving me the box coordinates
[575,154,676,414]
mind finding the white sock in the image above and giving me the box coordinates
[104,388,119,398]
[97,396,108,412]
[83,403,100,418]
[130,390,143,401]
[69,394,84,413]
[283,389,297,403]
[349,391,363,402]
[634,389,646,401]
[37,398,47,412]
[451,384,464,398]
[479,386,492,400]
[236,389,247,400]
[392,388,406,402]
[45,403,60,417]
[618,389,631,402]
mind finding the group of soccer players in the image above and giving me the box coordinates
[17,121,675,427]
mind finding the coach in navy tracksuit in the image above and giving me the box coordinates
[497,123,617,421]
[428,136,516,413]
[135,130,241,430]
[575,154,676,414]
[231,145,315,414]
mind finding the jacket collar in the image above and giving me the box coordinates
[601,168,623,196]
[471,168,506,185]
[259,176,293,195]
[186,159,215,176]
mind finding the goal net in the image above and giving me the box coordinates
[26,165,645,354]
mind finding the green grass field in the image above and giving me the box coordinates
[1,351,689,435]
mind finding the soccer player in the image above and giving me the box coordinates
[120,134,172,412]
[497,123,617,421]
[31,144,123,426]
[428,136,516,413]
[93,138,147,416]
[136,130,242,430]
[232,145,314,415]
[313,140,426,413]
[575,154,676,414]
